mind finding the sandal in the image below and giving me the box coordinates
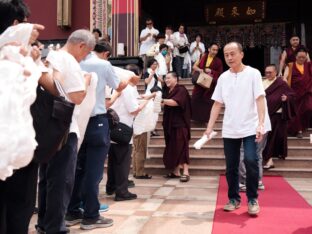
[134,174,152,179]
[163,173,180,178]
[180,174,190,182]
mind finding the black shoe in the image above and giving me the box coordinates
[128,179,135,188]
[80,216,114,230]
[106,190,115,196]
[115,192,137,201]
[134,174,152,179]
[65,212,83,227]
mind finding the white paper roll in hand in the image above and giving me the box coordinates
[193,131,217,149]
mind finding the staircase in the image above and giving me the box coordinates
[137,78,312,178]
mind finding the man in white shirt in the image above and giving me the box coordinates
[66,41,127,231]
[36,30,95,234]
[139,18,159,72]
[205,42,266,216]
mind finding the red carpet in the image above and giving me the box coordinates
[212,176,312,234]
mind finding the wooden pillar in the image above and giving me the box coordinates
[111,0,139,56]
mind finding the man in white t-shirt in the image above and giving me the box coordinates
[205,42,266,216]
[139,18,159,72]
[36,30,95,234]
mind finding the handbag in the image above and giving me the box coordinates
[107,108,120,129]
[110,122,133,144]
[196,72,213,88]
[30,85,75,163]
[178,45,188,54]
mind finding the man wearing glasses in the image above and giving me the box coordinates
[139,18,159,72]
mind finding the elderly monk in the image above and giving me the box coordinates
[262,64,296,169]
[162,72,191,182]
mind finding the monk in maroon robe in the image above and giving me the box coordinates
[278,35,310,76]
[191,43,223,123]
[162,72,191,182]
[283,48,312,137]
[262,65,296,168]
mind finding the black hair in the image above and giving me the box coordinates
[156,33,166,40]
[195,34,202,40]
[159,44,168,51]
[147,58,158,68]
[94,39,112,54]
[125,64,141,76]
[167,71,178,81]
[92,28,102,37]
[0,0,30,34]
[295,47,308,55]
[208,42,219,48]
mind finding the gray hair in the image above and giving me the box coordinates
[67,29,96,49]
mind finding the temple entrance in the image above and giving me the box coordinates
[140,0,311,74]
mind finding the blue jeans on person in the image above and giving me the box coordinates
[239,133,268,183]
[67,115,110,220]
[223,135,259,202]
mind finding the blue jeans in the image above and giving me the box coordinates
[68,115,110,220]
[239,133,268,183]
[223,135,259,202]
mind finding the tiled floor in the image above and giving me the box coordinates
[28,175,312,234]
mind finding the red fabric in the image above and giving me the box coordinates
[212,176,312,234]
[288,62,312,134]
[191,54,223,122]
[162,85,191,169]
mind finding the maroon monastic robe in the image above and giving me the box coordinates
[163,85,191,170]
[287,62,312,135]
[263,77,296,161]
[191,53,223,122]
[285,45,307,64]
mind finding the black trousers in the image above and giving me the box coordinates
[37,133,78,234]
[0,161,38,234]
[106,143,132,196]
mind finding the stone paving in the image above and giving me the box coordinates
[28,175,312,234]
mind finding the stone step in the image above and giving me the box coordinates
[145,154,312,168]
[149,136,312,147]
[157,114,224,122]
[147,144,312,157]
[155,120,223,128]
[142,164,312,178]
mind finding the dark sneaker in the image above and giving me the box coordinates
[248,199,260,216]
[80,216,114,230]
[223,199,241,211]
[65,212,83,227]
[115,192,137,201]
[106,190,115,196]
[128,179,135,188]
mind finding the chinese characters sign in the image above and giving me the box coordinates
[205,1,265,24]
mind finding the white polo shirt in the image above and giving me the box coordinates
[139,27,159,56]
[212,66,265,138]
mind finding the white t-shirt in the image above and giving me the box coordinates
[111,85,139,128]
[173,32,189,57]
[46,50,85,138]
[212,66,266,138]
[190,41,205,63]
[139,27,159,55]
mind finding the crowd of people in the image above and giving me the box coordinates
[1,1,312,233]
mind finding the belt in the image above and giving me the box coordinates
[90,113,108,119]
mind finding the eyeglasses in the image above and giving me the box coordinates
[265,71,273,74]
[146,22,153,25]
